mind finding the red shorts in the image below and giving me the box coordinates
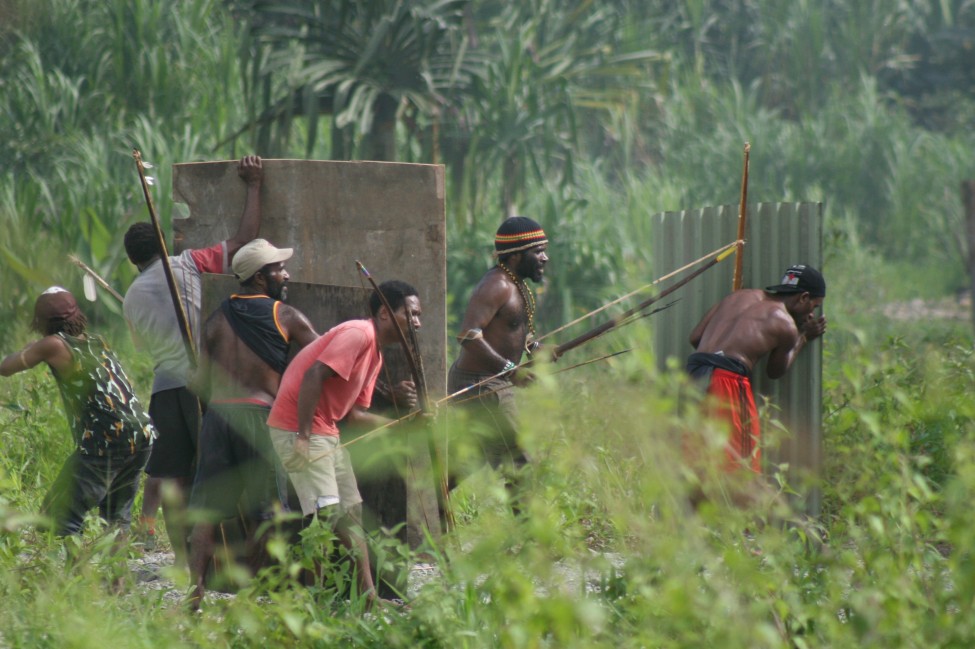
[707,368,761,473]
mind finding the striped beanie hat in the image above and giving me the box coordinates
[494,216,548,256]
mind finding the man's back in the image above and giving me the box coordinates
[204,308,280,404]
[201,296,317,405]
[691,289,798,374]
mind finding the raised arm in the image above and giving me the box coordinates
[226,155,264,259]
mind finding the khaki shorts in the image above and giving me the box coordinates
[270,428,362,517]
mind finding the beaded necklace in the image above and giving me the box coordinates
[497,260,536,340]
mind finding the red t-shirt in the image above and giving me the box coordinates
[189,243,227,274]
[267,319,382,437]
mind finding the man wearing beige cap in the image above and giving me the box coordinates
[1,288,154,540]
[186,238,319,610]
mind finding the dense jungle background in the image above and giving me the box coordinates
[2,1,975,646]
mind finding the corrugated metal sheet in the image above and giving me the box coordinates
[651,202,824,514]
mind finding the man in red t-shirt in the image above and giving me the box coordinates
[268,280,421,608]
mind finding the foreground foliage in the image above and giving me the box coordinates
[2,318,974,647]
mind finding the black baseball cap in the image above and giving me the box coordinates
[765,264,826,298]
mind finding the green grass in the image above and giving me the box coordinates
[2,315,974,646]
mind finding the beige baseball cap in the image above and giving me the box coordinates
[232,239,294,281]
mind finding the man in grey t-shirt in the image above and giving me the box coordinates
[123,155,263,561]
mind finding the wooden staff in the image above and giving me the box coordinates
[733,142,751,291]
[132,149,197,367]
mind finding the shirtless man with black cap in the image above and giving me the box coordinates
[687,264,828,474]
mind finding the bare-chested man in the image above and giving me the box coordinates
[687,264,827,474]
[186,238,318,610]
[447,216,549,500]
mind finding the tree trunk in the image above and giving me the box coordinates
[964,181,975,334]
[364,93,399,162]
[501,154,520,220]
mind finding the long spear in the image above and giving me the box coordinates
[132,149,197,368]
[437,244,739,404]
[537,240,740,344]
[733,143,751,291]
[552,244,739,360]
[355,261,454,532]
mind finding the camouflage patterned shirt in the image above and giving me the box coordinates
[52,333,155,456]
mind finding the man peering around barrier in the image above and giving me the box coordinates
[686,264,827,482]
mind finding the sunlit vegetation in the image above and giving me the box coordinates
[2,0,975,646]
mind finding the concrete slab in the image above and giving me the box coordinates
[172,159,446,396]
[176,159,446,549]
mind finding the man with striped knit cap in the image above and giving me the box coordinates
[447,216,549,512]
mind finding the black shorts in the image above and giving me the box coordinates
[189,402,285,521]
[145,387,200,479]
[43,445,151,536]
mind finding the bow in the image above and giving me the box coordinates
[733,143,751,291]
[551,243,740,360]
[537,241,741,345]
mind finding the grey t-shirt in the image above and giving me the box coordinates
[123,243,228,394]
